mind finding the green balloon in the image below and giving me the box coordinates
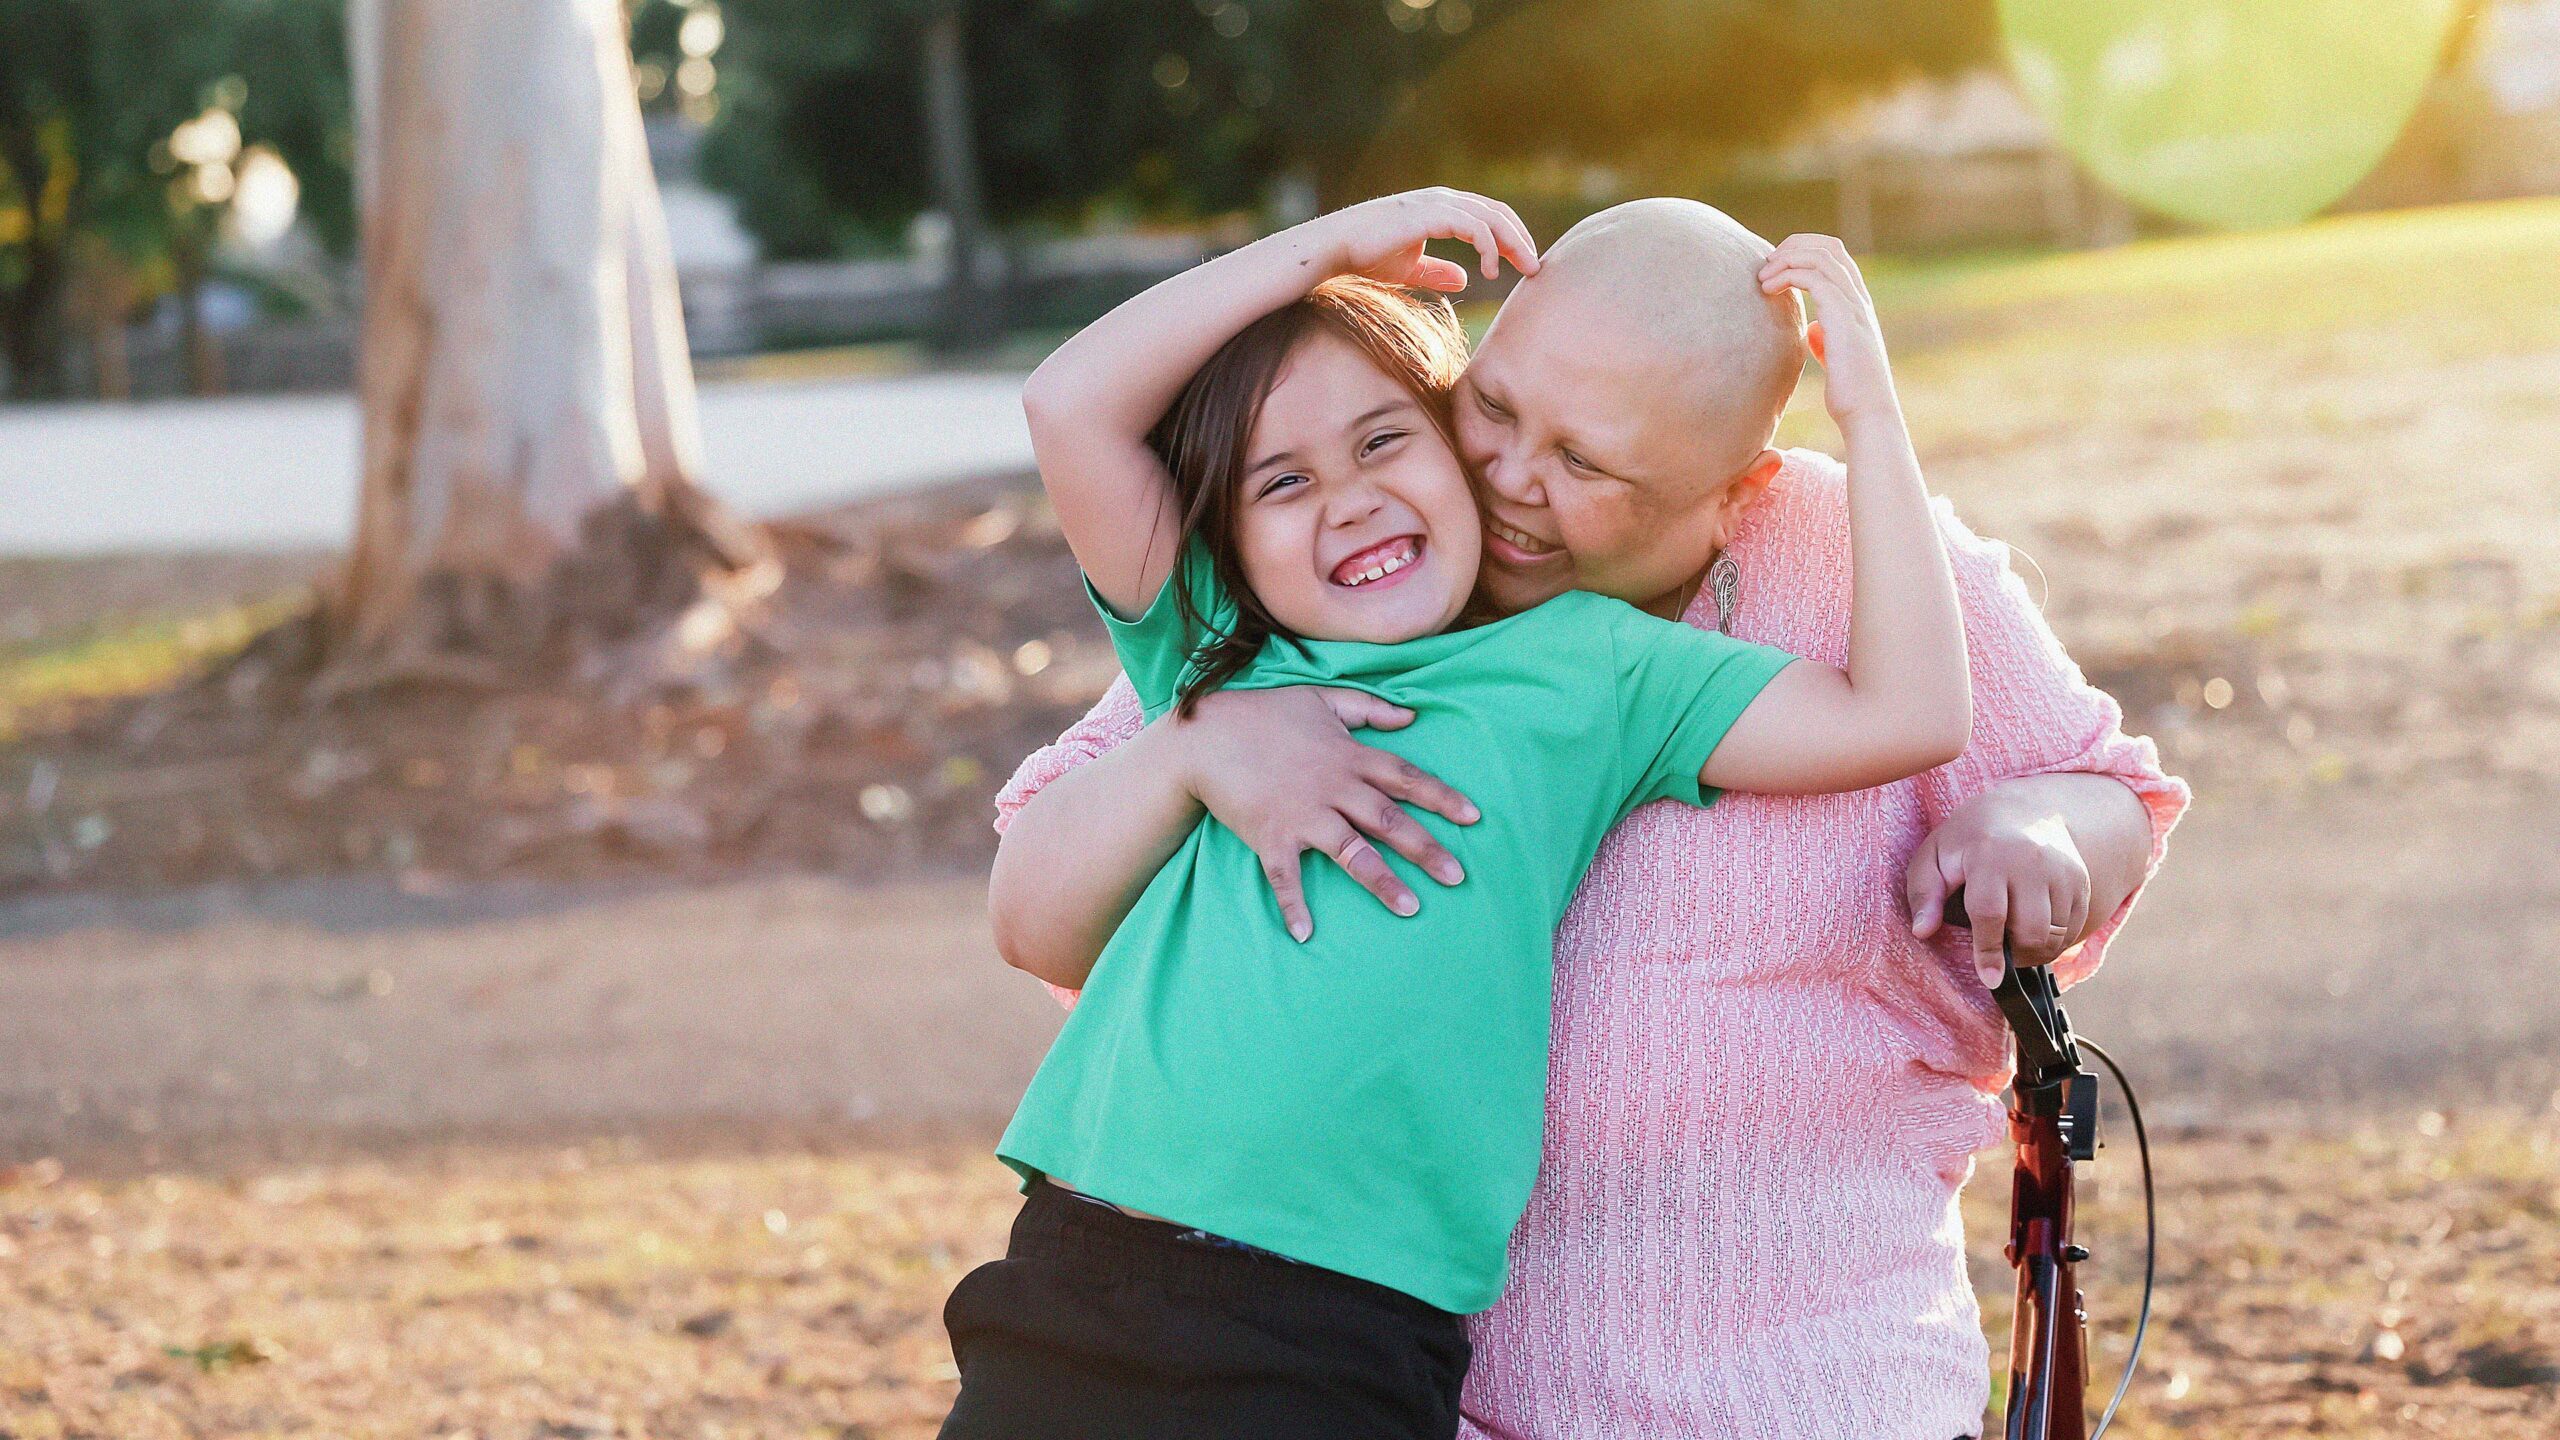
[1998,0,2466,230]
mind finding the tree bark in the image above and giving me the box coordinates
[0,127,70,401]
[920,0,1000,353]
[324,0,774,697]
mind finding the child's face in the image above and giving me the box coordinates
[1232,330,1481,645]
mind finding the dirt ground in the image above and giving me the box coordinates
[4,1118,2555,1440]
[5,201,2560,1436]
[4,786,2558,1169]
[5,782,2557,1438]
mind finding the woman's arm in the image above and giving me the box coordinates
[989,714,1207,990]
[1701,236,1971,794]
[1904,773,2155,985]
[1889,498,2192,991]
[990,683,1481,988]
[1024,190,1536,615]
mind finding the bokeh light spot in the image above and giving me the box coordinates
[1998,0,2466,230]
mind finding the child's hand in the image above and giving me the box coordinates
[1313,188,1540,293]
[1759,234,1900,433]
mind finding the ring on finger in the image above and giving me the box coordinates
[1335,835,1374,864]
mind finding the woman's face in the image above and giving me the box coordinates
[1452,282,1773,620]
[1231,329,1481,645]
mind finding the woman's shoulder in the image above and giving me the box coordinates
[1737,448,2010,605]
[1751,448,1850,541]
[1753,446,2001,565]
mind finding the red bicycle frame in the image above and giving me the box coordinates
[1967,902,2110,1440]
[2000,1029,2092,1440]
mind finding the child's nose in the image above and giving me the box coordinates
[1326,477,1387,526]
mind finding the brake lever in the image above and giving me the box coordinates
[1941,887,2097,1159]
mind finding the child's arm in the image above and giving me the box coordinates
[1019,190,1537,617]
[1701,235,1972,794]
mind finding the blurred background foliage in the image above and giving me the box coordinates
[666,0,1998,255]
[0,0,347,396]
[4,0,2001,359]
[0,0,2522,396]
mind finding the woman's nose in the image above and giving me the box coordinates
[1479,447,1543,507]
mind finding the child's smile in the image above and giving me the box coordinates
[1329,534,1426,591]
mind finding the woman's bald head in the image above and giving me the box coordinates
[1509,198,1806,471]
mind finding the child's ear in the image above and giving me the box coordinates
[1804,321,1827,366]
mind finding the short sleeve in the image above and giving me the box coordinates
[1606,601,1798,811]
[1085,537,1235,718]
[1914,502,2191,988]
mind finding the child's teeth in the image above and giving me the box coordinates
[1341,541,1416,587]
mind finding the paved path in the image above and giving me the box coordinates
[4,788,2555,1166]
[0,369,1034,555]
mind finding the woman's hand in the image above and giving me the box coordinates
[1312,188,1540,293]
[1905,787,2095,987]
[1171,686,1480,942]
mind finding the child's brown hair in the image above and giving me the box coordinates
[1146,275,1470,716]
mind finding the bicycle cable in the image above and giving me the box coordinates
[2076,1037,2155,1440]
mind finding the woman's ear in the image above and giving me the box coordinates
[1733,448,1785,504]
[1710,450,1786,547]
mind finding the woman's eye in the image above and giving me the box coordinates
[1476,391,1510,420]
[1560,449,1590,472]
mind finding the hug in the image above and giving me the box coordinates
[944,190,2187,1440]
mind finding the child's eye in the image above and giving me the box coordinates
[1255,472,1309,500]
[1360,429,1408,458]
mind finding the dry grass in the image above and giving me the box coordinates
[5,1114,2557,1439]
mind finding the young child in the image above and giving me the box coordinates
[940,189,1969,1440]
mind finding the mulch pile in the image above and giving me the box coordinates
[0,475,1123,898]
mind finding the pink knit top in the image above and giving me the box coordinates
[995,452,2188,1440]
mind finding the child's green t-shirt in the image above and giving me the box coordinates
[996,542,1796,1313]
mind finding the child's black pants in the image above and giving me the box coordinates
[937,1178,1470,1440]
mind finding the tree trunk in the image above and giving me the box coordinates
[70,234,133,402]
[920,0,1000,353]
[173,221,227,398]
[0,126,71,401]
[323,0,775,698]
[0,233,68,399]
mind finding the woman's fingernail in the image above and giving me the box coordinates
[1291,921,1311,943]
[1458,805,1481,823]
[1394,894,1420,917]
[1438,863,1465,885]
